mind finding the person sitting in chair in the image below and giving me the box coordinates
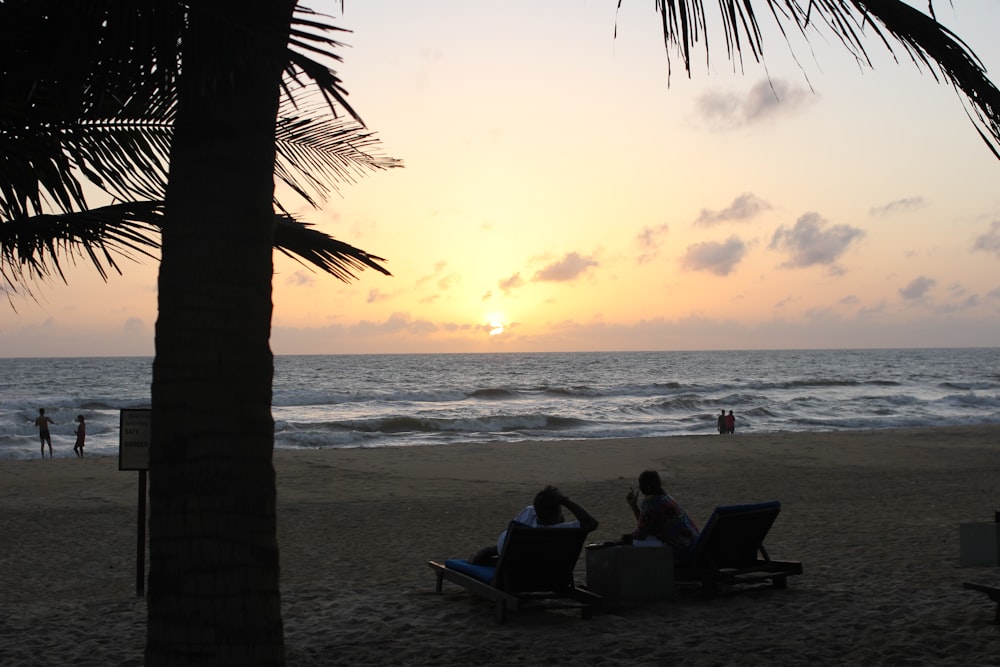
[470,485,599,564]
[626,469,699,560]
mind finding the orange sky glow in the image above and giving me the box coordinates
[2,0,999,357]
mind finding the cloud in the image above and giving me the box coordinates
[416,261,447,286]
[123,317,147,337]
[437,273,459,291]
[481,290,493,301]
[695,193,772,226]
[367,289,390,304]
[696,78,814,130]
[680,236,746,276]
[899,276,936,300]
[355,312,439,336]
[869,197,925,217]
[287,271,315,287]
[498,273,524,295]
[956,294,979,310]
[769,212,864,269]
[635,223,669,263]
[532,252,598,282]
[858,300,888,317]
[973,220,1000,258]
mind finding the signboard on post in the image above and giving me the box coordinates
[119,408,151,597]
[119,408,150,471]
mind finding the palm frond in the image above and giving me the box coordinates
[286,4,361,123]
[0,202,162,293]
[0,0,181,218]
[1,201,389,297]
[651,0,1000,158]
[274,213,391,281]
[853,1,1000,159]
[1,1,399,290]
[275,96,403,209]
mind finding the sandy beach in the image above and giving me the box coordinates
[2,425,1000,665]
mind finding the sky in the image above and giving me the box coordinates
[3,0,1000,357]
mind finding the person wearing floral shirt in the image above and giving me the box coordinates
[626,469,699,560]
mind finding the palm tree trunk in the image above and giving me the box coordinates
[146,2,295,664]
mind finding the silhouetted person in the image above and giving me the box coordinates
[717,409,726,435]
[470,485,599,564]
[725,410,735,434]
[625,469,699,560]
[73,415,86,458]
[34,408,54,459]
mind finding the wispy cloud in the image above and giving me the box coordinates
[973,220,1000,258]
[770,212,864,269]
[696,78,814,130]
[695,193,772,226]
[869,196,924,217]
[287,271,315,287]
[635,223,669,263]
[680,236,746,276]
[533,252,598,282]
[899,276,936,300]
[437,273,460,291]
[416,261,447,286]
[367,289,391,304]
[498,273,524,295]
[355,312,440,336]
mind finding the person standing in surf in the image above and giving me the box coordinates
[34,408,55,458]
[73,415,86,458]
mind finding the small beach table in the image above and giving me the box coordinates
[584,544,673,608]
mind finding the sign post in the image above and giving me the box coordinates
[119,409,151,598]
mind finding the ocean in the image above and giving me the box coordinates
[0,348,997,460]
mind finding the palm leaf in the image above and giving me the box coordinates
[0,202,162,293]
[0,0,180,218]
[275,96,403,210]
[274,213,392,281]
[1,0,399,289]
[650,0,1000,157]
[0,202,389,297]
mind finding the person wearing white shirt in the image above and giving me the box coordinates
[470,485,599,564]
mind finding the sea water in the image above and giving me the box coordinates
[0,348,997,460]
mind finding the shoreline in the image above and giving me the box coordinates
[2,424,999,664]
[8,421,1000,463]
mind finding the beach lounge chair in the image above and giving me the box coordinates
[674,500,803,594]
[428,522,601,623]
[963,582,1000,623]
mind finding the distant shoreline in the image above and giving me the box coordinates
[2,345,1000,361]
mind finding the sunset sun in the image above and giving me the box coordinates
[487,314,505,336]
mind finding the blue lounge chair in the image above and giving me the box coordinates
[429,522,601,623]
[675,500,803,593]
